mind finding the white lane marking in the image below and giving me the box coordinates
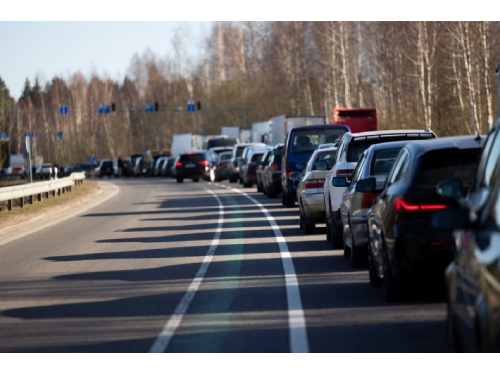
[211,183,309,353]
[149,188,224,353]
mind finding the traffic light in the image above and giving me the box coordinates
[155,102,159,111]
[111,103,116,112]
[197,102,202,110]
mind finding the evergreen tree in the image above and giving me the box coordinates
[21,77,31,99]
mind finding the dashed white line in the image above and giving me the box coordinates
[149,188,224,353]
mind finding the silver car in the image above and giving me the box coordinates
[291,147,337,234]
[334,141,411,267]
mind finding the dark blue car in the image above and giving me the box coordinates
[281,124,350,207]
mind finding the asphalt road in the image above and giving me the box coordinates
[0,177,447,352]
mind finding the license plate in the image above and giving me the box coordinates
[186,163,196,168]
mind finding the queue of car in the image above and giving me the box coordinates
[220,123,500,352]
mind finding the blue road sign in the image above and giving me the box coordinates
[88,156,95,164]
[57,131,63,140]
[60,106,68,115]
[99,105,111,114]
[145,105,154,113]
[187,98,195,113]
[1,132,7,140]
[28,132,34,139]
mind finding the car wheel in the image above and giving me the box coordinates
[330,213,342,249]
[304,221,315,235]
[343,231,351,258]
[192,178,200,182]
[284,192,295,207]
[382,241,409,302]
[326,218,332,243]
[229,174,237,183]
[299,211,304,230]
[268,186,277,198]
[368,243,383,287]
[350,227,366,268]
[257,182,263,192]
[176,178,184,183]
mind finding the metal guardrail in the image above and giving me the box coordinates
[0,172,86,211]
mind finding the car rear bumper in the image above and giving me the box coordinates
[302,193,325,222]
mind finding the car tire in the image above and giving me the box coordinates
[343,231,351,258]
[176,178,184,183]
[350,226,366,268]
[326,218,332,243]
[284,192,295,208]
[229,174,237,183]
[268,186,277,198]
[257,182,263,192]
[299,212,304,230]
[192,178,200,182]
[368,244,383,287]
[382,241,409,302]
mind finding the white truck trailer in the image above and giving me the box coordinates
[270,115,326,146]
[239,129,251,143]
[251,121,271,145]
[221,127,240,140]
[171,133,205,157]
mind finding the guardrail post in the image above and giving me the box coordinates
[7,199,12,211]
[19,197,24,208]
[57,189,61,196]
[37,193,42,202]
[52,190,55,197]
[29,195,34,205]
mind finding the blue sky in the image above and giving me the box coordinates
[0,22,212,99]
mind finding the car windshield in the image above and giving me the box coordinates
[314,150,337,169]
[416,149,482,191]
[292,128,347,154]
[370,148,403,175]
[220,154,232,161]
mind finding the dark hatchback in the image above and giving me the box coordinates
[175,151,217,183]
[367,136,485,301]
[282,125,350,207]
[265,144,284,198]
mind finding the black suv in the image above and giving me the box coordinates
[175,151,217,183]
[367,136,485,301]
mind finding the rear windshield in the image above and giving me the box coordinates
[348,139,407,162]
[236,146,246,157]
[292,128,347,154]
[102,162,112,167]
[370,148,403,175]
[180,153,206,163]
[220,154,232,161]
[166,158,175,167]
[315,150,337,169]
[416,149,482,191]
[207,138,237,149]
[252,153,265,162]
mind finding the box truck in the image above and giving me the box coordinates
[171,133,205,157]
[251,121,271,144]
[240,129,251,143]
[270,116,326,146]
[221,127,240,140]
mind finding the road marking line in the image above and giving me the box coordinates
[149,188,224,353]
[211,183,309,353]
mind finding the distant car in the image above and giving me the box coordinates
[256,149,273,193]
[242,147,272,188]
[209,147,234,156]
[205,135,238,150]
[154,156,169,176]
[36,163,53,179]
[161,157,176,177]
[292,146,337,234]
[175,151,218,183]
[367,135,485,301]
[214,152,232,182]
[263,144,284,198]
[12,165,25,177]
[75,163,94,177]
[98,159,115,178]
[230,143,266,183]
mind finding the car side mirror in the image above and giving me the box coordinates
[431,208,471,231]
[437,178,463,199]
[356,177,377,193]
[315,160,328,170]
[289,172,302,181]
[332,177,348,187]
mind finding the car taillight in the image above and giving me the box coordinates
[176,162,182,167]
[286,170,294,178]
[270,162,279,173]
[249,162,257,168]
[199,160,209,167]
[395,197,446,212]
[361,192,379,209]
[305,179,325,189]
[188,152,196,156]
[337,169,354,179]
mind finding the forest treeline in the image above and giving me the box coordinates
[1,21,499,166]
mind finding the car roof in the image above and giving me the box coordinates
[404,135,485,154]
[364,140,415,152]
[290,124,350,131]
[342,129,435,142]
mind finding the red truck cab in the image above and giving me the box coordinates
[332,108,378,133]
